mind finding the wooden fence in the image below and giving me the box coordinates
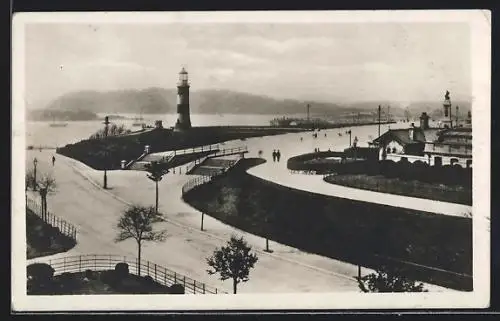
[26,196,77,241]
[29,254,226,294]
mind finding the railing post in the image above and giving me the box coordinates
[94,254,97,270]
[183,276,186,289]
[203,283,206,294]
[63,256,66,273]
[147,261,150,276]
[174,272,177,283]
[79,255,82,272]
[154,264,157,282]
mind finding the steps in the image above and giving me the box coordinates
[190,157,238,176]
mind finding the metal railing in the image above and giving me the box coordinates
[124,151,148,169]
[29,254,226,294]
[208,146,248,158]
[172,144,220,156]
[182,175,213,195]
[26,196,77,241]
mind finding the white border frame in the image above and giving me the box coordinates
[11,10,491,311]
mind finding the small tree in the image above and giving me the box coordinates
[357,266,427,293]
[144,161,169,215]
[37,174,57,220]
[25,169,35,192]
[115,205,166,276]
[206,235,258,294]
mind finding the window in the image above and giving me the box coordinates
[392,147,397,153]
[434,156,442,167]
[450,158,459,165]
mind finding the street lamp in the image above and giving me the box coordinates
[33,158,38,191]
[103,116,110,189]
[347,130,352,147]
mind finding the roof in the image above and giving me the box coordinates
[372,129,423,146]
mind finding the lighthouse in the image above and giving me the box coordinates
[174,67,192,131]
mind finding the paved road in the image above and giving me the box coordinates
[25,150,364,293]
[24,122,463,293]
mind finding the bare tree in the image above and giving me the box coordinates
[115,205,166,276]
[145,161,170,215]
[25,169,35,192]
[206,235,258,294]
[37,174,57,220]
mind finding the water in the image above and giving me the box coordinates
[26,113,410,149]
[26,114,286,148]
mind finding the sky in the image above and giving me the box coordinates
[24,22,471,108]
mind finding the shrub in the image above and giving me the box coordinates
[57,272,80,293]
[27,263,55,294]
[27,263,55,283]
[169,284,185,294]
[114,263,129,279]
[84,269,95,280]
[143,275,155,285]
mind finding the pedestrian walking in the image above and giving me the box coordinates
[52,155,56,166]
[276,150,281,162]
[272,150,276,162]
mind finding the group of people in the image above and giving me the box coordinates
[272,150,282,162]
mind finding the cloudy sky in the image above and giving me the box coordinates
[24,22,471,107]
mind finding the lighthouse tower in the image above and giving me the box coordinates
[174,67,192,131]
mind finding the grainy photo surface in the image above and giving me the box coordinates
[11,10,491,311]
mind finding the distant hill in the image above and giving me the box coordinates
[27,109,98,121]
[41,88,360,116]
[40,87,471,119]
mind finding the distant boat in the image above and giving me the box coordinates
[132,108,146,127]
[49,115,68,127]
[49,123,68,127]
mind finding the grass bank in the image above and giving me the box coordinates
[324,174,472,205]
[27,270,177,295]
[26,209,76,259]
[183,159,472,290]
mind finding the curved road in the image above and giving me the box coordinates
[24,122,461,293]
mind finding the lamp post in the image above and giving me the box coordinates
[103,116,110,189]
[347,130,352,147]
[33,158,38,191]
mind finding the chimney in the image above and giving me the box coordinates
[409,123,415,141]
[420,112,429,129]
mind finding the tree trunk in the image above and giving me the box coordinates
[266,238,269,252]
[137,240,142,276]
[201,212,204,231]
[155,181,159,215]
[39,194,44,219]
[233,278,238,294]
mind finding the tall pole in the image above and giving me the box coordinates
[378,105,381,138]
[103,116,110,189]
[33,158,38,191]
[307,104,310,122]
[456,106,459,127]
[387,105,390,123]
